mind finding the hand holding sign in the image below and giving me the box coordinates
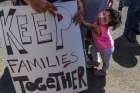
[23,0,57,15]
[56,13,63,22]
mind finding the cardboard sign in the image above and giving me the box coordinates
[0,1,87,93]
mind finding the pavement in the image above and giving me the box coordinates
[0,0,140,93]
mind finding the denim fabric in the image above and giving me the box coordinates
[130,0,140,9]
[121,0,140,9]
[124,6,140,36]
[100,48,113,70]
[122,0,140,40]
[91,47,113,70]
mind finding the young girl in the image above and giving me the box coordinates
[81,8,121,76]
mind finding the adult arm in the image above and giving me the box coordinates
[82,20,101,36]
[23,0,57,14]
[73,0,84,24]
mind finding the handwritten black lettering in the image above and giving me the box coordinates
[17,15,32,44]
[13,66,87,93]
[0,9,28,55]
[32,13,53,44]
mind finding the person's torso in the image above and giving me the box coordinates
[83,0,107,23]
[92,25,114,51]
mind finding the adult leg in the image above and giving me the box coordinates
[81,27,93,68]
[134,8,140,34]
[123,7,137,43]
[90,44,100,67]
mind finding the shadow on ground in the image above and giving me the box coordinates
[80,68,106,93]
[113,35,140,68]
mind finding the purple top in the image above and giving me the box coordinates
[83,0,108,23]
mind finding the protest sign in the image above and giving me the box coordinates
[0,1,87,93]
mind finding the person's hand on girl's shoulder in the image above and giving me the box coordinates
[24,0,57,15]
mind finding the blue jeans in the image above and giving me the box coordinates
[124,7,140,40]
[91,45,113,71]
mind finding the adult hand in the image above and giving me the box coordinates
[24,0,57,15]
[73,0,84,25]
[72,10,83,25]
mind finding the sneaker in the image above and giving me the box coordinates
[94,69,106,76]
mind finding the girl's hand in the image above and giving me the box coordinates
[24,0,57,15]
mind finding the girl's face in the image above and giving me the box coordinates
[97,11,111,25]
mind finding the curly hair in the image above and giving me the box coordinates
[106,8,122,30]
